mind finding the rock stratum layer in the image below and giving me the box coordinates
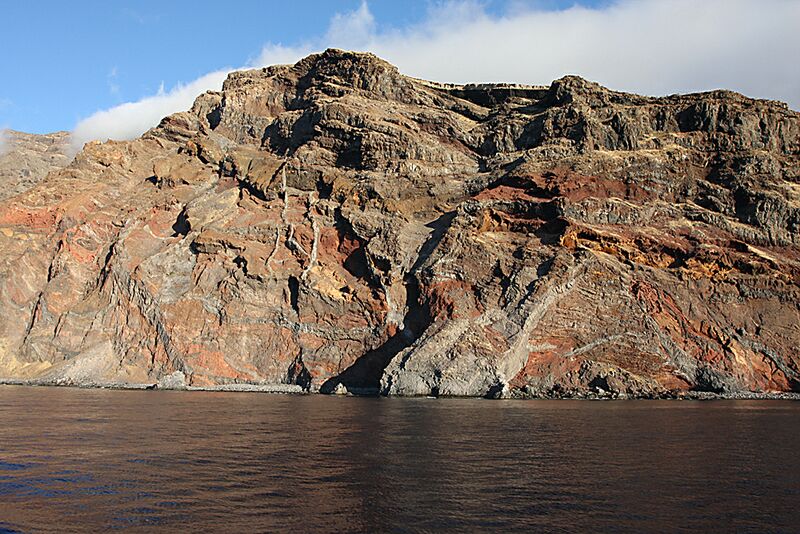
[1,50,798,397]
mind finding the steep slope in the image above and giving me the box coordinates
[0,50,798,397]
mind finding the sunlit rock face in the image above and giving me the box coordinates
[0,49,798,397]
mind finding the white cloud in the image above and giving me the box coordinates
[71,69,230,152]
[71,0,800,151]
[325,0,376,48]
[0,129,7,156]
[350,0,800,108]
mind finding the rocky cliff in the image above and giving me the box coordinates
[0,50,798,397]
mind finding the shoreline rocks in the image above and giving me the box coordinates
[1,379,798,401]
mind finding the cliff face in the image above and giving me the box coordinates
[0,50,798,397]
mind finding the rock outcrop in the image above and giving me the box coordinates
[0,130,72,201]
[0,50,798,397]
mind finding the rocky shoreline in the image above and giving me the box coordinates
[2,378,798,401]
[0,378,304,394]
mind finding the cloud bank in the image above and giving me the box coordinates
[71,0,800,151]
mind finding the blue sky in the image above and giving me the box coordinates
[1,0,797,141]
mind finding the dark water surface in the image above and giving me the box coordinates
[0,387,798,533]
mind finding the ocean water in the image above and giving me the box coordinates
[0,386,798,532]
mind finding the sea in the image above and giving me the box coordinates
[0,386,798,532]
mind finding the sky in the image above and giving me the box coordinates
[1,0,798,150]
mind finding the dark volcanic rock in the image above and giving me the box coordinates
[0,50,798,397]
